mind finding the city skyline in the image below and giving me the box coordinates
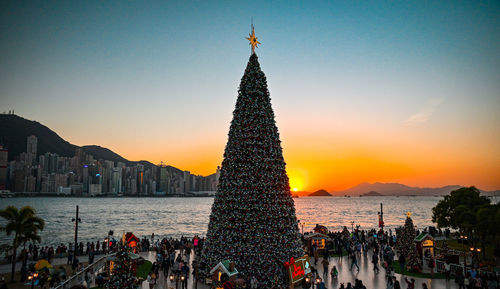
[1,1,499,191]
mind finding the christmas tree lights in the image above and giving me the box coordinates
[197,53,303,287]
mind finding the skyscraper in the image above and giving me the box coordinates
[0,146,8,190]
[26,135,37,166]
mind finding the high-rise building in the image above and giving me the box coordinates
[0,146,8,190]
[112,167,121,194]
[157,165,169,193]
[183,171,191,193]
[26,135,37,165]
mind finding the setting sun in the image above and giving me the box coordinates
[288,169,307,192]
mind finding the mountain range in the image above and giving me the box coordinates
[335,182,499,196]
[1,114,498,196]
[297,182,499,197]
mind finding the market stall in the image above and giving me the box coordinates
[414,233,434,258]
[304,233,330,251]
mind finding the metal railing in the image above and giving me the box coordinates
[422,256,492,277]
[51,253,115,289]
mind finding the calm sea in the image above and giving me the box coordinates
[0,196,443,247]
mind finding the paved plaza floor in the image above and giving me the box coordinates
[0,250,460,289]
[139,251,459,289]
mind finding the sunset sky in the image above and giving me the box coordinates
[1,1,499,191]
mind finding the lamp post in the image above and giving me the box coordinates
[72,205,82,256]
[379,203,384,234]
[460,234,468,268]
[470,247,481,265]
[351,221,355,233]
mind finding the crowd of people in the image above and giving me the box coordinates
[4,228,500,289]
[146,235,203,289]
[301,226,500,289]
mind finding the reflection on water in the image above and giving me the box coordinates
[0,196,441,246]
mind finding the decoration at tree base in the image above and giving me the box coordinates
[105,248,139,289]
[395,213,422,272]
[122,232,140,253]
[284,255,312,285]
[196,30,303,288]
[209,260,239,288]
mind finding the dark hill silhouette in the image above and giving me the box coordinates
[362,191,383,196]
[81,145,128,163]
[308,189,332,196]
[0,114,156,168]
[0,114,76,159]
[331,182,499,196]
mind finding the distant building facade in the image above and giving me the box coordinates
[4,136,219,195]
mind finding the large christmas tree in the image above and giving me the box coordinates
[396,214,421,272]
[197,28,303,287]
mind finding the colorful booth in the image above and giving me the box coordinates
[415,233,434,258]
[304,233,330,250]
[122,232,140,252]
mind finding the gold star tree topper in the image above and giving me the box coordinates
[407,211,412,218]
[246,24,261,54]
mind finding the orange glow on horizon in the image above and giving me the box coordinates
[94,123,500,193]
[118,142,500,192]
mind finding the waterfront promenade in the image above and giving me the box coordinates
[0,250,459,289]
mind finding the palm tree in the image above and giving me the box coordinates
[0,206,45,281]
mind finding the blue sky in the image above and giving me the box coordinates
[1,1,499,190]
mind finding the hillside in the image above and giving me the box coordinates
[332,182,499,196]
[0,114,77,160]
[0,114,158,168]
[308,189,332,197]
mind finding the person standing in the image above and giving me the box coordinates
[399,254,406,274]
[444,261,451,281]
[455,269,465,289]
[428,257,435,278]
[322,258,330,278]
[393,277,401,289]
[404,277,415,289]
[147,272,154,289]
[330,265,338,279]
[181,263,189,289]
[337,243,343,263]
[350,252,359,271]
[317,278,326,289]
[372,252,380,273]
[67,245,73,265]
[386,275,394,289]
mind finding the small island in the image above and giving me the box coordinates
[308,189,332,197]
[362,191,383,197]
